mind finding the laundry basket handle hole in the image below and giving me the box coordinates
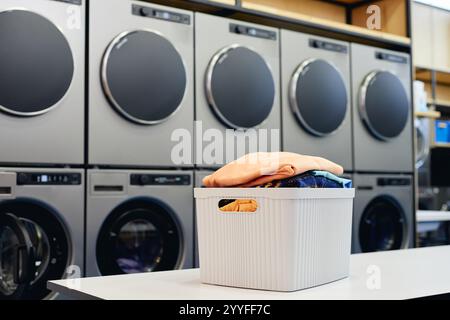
[218,199,258,213]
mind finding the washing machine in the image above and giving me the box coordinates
[195,13,281,167]
[281,30,352,171]
[352,174,414,253]
[351,44,413,172]
[0,168,84,300]
[89,0,194,167]
[0,0,85,165]
[86,169,194,277]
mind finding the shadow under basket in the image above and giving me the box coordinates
[194,188,355,292]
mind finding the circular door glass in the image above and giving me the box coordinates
[96,199,182,275]
[0,10,74,116]
[290,59,347,136]
[116,219,163,273]
[359,71,409,140]
[0,200,69,300]
[359,196,406,252]
[102,30,186,125]
[206,45,275,129]
[0,225,21,296]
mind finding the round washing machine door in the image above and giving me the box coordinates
[289,58,347,136]
[205,45,275,129]
[359,71,409,141]
[0,199,70,300]
[0,9,74,116]
[101,30,187,125]
[96,198,182,275]
[415,118,430,169]
[359,196,407,252]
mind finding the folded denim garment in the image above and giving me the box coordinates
[255,170,352,189]
[218,171,352,212]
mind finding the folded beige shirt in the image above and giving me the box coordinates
[202,152,344,188]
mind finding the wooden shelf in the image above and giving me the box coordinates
[435,99,450,108]
[415,67,450,114]
[208,0,235,5]
[415,110,441,119]
[428,99,450,109]
[157,0,412,50]
[329,0,378,4]
[241,0,411,46]
[432,143,450,149]
[415,67,450,86]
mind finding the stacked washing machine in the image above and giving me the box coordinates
[193,13,281,265]
[195,13,281,168]
[280,30,352,172]
[86,0,195,277]
[280,31,414,253]
[350,44,414,252]
[0,0,85,299]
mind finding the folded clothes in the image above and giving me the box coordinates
[255,170,352,189]
[219,199,258,212]
[218,171,352,212]
[203,152,344,188]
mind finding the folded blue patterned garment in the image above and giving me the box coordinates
[255,170,352,188]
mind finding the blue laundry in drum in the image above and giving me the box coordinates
[255,170,352,188]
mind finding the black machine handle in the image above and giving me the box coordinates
[94,185,124,192]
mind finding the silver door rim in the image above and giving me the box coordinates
[205,44,275,130]
[360,194,409,251]
[289,58,348,137]
[0,197,74,300]
[101,29,187,125]
[358,70,409,141]
[0,8,74,117]
[415,120,429,168]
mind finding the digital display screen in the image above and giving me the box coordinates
[130,174,191,186]
[154,10,171,20]
[17,173,81,185]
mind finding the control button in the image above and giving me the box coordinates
[139,7,152,17]
[17,173,28,185]
[376,52,384,59]
[139,175,151,185]
[234,25,247,34]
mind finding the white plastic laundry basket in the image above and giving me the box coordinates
[194,188,355,292]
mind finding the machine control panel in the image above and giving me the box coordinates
[377,177,411,187]
[309,39,347,53]
[132,4,191,25]
[17,173,82,185]
[375,52,407,64]
[229,23,277,40]
[130,174,191,186]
